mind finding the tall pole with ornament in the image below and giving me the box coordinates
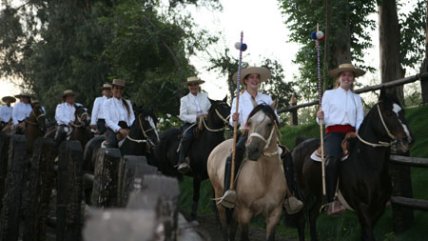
[311,25,327,197]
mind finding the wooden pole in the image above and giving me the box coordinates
[230,32,244,191]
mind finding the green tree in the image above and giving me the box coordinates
[0,0,220,116]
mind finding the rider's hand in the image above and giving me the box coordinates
[118,128,129,137]
[316,110,324,120]
[232,112,239,122]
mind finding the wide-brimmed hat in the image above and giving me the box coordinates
[62,89,76,98]
[15,92,32,99]
[101,83,112,90]
[112,79,125,87]
[2,96,16,103]
[31,99,40,105]
[233,66,271,83]
[186,76,205,85]
[329,63,366,78]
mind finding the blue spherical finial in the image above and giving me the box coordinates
[235,42,247,51]
[311,31,317,40]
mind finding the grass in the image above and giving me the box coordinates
[178,104,428,241]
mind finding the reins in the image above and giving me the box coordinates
[201,106,230,133]
[247,122,279,157]
[356,103,397,148]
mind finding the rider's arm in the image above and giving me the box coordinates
[179,97,197,123]
[103,101,121,132]
[90,97,100,126]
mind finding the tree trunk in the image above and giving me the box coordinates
[379,0,404,103]
[420,0,428,104]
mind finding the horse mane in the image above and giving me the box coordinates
[247,104,278,124]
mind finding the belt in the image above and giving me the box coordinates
[326,124,355,134]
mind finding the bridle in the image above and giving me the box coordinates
[247,115,279,157]
[70,109,89,128]
[201,104,230,132]
[356,103,399,148]
[125,113,159,147]
[25,108,45,126]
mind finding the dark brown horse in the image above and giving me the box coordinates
[291,93,413,241]
[24,102,47,153]
[153,98,230,220]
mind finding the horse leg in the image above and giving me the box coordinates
[190,177,201,221]
[237,208,252,241]
[356,204,375,241]
[308,205,319,241]
[266,206,282,241]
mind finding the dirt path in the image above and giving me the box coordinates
[189,214,298,241]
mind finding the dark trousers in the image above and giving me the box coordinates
[54,125,68,146]
[104,128,118,148]
[96,119,106,134]
[224,133,247,191]
[178,123,195,164]
[15,120,25,134]
[324,132,346,202]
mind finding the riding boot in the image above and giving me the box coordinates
[218,134,247,209]
[281,147,304,214]
[325,156,345,215]
[177,139,192,174]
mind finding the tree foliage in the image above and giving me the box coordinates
[278,0,427,101]
[0,0,219,116]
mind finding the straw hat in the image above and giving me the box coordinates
[101,83,112,90]
[62,89,76,98]
[233,66,271,83]
[186,76,205,85]
[2,96,16,103]
[15,92,32,99]
[112,79,125,87]
[329,63,366,78]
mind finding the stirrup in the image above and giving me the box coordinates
[284,196,304,215]
[217,190,237,209]
[177,162,191,174]
[325,200,346,216]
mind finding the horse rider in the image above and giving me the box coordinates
[90,83,112,134]
[219,66,303,212]
[12,92,33,134]
[102,79,135,148]
[0,96,16,130]
[176,76,211,174]
[316,63,365,215]
[54,89,77,144]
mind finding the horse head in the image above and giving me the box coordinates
[74,104,90,128]
[28,101,46,133]
[135,107,160,147]
[207,97,230,129]
[367,91,413,153]
[245,103,279,161]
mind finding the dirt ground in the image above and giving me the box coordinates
[189,214,298,241]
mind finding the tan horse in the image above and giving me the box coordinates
[207,104,286,241]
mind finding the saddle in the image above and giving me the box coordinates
[311,132,357,162]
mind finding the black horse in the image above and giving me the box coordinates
[291,93,413,241]
[83,107,159,172]
[153,98,230,220]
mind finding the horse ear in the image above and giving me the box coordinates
[222,96,227,103]
[271,100,278,110]
[379,88,386,101]
[209,98,215,104]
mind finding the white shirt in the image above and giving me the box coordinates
[318,87,364,130]
[12,102,32,125]
[230,90,274,128]
[179,92,211,124]
[0,106,13,123]
[90,96,108,125]
[55,102,76,125]
[103,97,135,132]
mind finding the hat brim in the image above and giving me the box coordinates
[62,93,76,98]
[186,80,205,85]
[112,83,125,88]
[2,96,16,103]
[233,67,271,83]
[329,67,365,78]
[15,94,32,99]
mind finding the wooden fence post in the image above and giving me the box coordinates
[57,140,83,241]
[290,94,298,125]
[0,135,27,241]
